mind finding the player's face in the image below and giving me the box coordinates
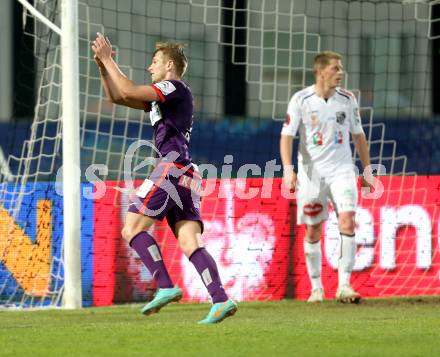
[148,51,169,83]
[320,59,344,88]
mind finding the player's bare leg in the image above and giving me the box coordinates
[305,222,325,303]
[121,212,156,241]
[336,211,361,303]
[122,212,183,315]
[175,220,237,324]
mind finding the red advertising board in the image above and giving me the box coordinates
[293,175,440,299]
[93,176,440,305]
[93,178,291,305]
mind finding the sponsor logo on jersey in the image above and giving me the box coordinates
[155,80,177,95]
[283,113,291,126]
[312,132,323,145]
[149,101,163,126]
[334,130,343,144]
[336,111,346,125]
[310,111,319,128]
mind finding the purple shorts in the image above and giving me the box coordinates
[128,162,203,233]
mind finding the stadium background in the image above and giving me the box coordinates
[0,0,439,307]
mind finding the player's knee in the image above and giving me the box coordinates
[306,235,321,244]
[305,224,322,243]
[178,235,200,257]
[178,237,192,256]
[121,226,140,242]
[338,218,355,235]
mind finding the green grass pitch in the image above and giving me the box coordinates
[1,298,440,356]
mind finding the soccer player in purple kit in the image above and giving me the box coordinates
[92,33,237,324]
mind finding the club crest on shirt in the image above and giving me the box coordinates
[336,111,346,125]
[309,111,319,128]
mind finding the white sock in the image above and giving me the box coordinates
[338,233,356,288]
[304,240,322,290]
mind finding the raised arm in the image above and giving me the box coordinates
[94,55,123,104]
[92,33,158,109]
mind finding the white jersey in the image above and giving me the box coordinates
[281,84,364,177]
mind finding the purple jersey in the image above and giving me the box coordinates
[144,80,193,166]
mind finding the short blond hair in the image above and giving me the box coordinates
[154,42,188,77]
[314,50,342,74]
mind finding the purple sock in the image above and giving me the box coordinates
[189,248,228,303]
[129,232,173,289]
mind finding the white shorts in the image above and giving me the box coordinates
[296,166,358,225]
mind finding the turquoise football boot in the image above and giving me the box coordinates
[141,287,183,315]
[198,299,238,324]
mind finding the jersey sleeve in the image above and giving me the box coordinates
[281,93,301,137]
[348,95,364,134]
[151,80,182,103]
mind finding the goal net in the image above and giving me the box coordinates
[0,0,438,308]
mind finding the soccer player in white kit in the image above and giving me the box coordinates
[280,51,372,303]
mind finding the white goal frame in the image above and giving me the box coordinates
[16,0,82,309]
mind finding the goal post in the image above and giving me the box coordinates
[60,0,82,309]
[15,0,82,309]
